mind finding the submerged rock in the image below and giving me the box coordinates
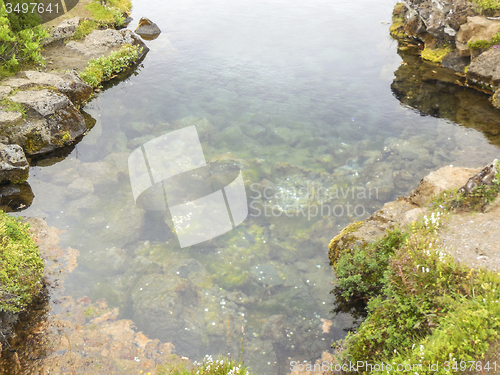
[135,17,161,40]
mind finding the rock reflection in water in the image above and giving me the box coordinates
[391,46,500,147]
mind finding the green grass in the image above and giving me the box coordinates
[72,19,100,40]
[0,211,44,313]
[421,45,453,63]
[79,44,141,88]
[334,211,500,373]
[0,96,26,118]
[85,0,131,27]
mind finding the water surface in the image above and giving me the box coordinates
[15,0,500,373]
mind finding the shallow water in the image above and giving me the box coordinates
[13,0,500,373]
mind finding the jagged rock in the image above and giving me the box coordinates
[66,29,149,60]
[135,17,161,40]
[329,165,481,265]
[456,16,500,57]
[43,17,81,45]
[0,143,29,184]
[409,165,479,206]
[6,89,87,155]
[458,160,499,195]
[467,48,500,88]
[400,0,475,43]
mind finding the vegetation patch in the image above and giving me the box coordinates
[469,0,500,12]
[85,0,131,27]
[421,45,453,63]
[0,211,44,313]
[79,44,141,88]
[430,162,500,212]
[0,0,49,78]
[334,211,500,373]
[467,30,500,50]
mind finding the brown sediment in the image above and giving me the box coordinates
[0,217,191,375]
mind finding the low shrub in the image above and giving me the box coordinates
[0,0,49,78]
[79,44,141,88]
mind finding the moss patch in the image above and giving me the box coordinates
[0,212,44,313]
[421,45,453,63]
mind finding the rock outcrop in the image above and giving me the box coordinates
[329,165,480,265]
[135,17,161,40]
[392,1,500,104]
[66,29,149,59]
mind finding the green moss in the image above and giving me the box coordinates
[80,44,141,88]
[24,133,48,154]
[389,15,407,39]
[85,0,131,26]
[0,212,44,313]
[421,45,453,63]
[328,220,363,266]
[56,131,72,146]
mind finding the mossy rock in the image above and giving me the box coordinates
[0,212,44,313]
[328,221,364,266]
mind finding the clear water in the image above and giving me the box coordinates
[15,0,500,373]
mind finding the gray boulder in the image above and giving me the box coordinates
[6,89,87,155]
[0,143,29,184]
[467,48,500,88]
[66,29,149,60]
[135,17,161,40]
[400,0,475,43]
[43,17,81,45]
[2,71,93,107]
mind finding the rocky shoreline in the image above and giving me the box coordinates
[391,0,500,108]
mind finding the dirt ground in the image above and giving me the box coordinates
[440,196,500,273]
